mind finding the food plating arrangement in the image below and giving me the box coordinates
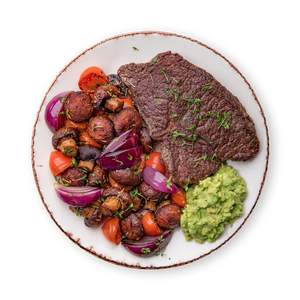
[44,50,260,258]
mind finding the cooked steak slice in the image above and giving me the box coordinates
[118,51,259,185]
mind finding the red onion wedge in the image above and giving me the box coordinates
[101,129,139,157]
[45,91,70,132]
[122,230,172,257]
[55,184,102,207]
[143,167,178,193]
[98,146,142,171]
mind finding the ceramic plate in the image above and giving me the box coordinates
[32,31,269,269]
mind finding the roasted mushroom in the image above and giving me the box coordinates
[139,181,164,200]
[87,116,114,144]
[52,127,79,157]
[155,204,181,229]
[110,168,141,186]
[121,213,144,241]
[102,187,132,211]
[59,167,87,186]
[113,107,142,135]
[64,91,94,122]
[87,165,106,187]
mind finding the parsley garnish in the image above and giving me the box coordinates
[71,158,78,167]
[165,87,179,101]
[171,130,185,140]
[161,68,169,83]
[183,183,189,192]
[141,247,151,254]
[166,176,173,190]
[187,124,197,131]
[201,83,212,92]
[215,112,231,129]
[127,154,133,161]
[132,46,139,51]
[129,187,145,199]
[187,97,202,106]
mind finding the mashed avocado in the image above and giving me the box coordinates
[181,165,247,243]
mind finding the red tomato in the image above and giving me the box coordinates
[171,188,186,208]
[49,150,72,176]
[78,66,108,92]
[142,211,162,236]
[145,152,166,174]
[102,217,122,245]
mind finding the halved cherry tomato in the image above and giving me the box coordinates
[171,188,186,208]
[79,131,101,148]
[78,66,108,92]
[121,98,134,108]
[65,119,88,132]
[102,217,122,245]
[145,152,166,174]
[142,211,162,236]
[49,150,72,176]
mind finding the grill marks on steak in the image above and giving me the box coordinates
[118,51,259,185]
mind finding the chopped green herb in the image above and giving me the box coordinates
[183,183,189,192]
[65,109,71,119]
[166,176,173,190]
[127,154,133,161]
[198,153,217,161]
[201,83,212,92]
[141,247,151,254]
[155,235,165,247]
[171,130,185,140]
[187,124,197,131]
[187,97,202,106]
[132,46,139,51]
[165,87,179,101]
[71,158,78,167]
[129,187,145,199]
[185,134,197,142]
[215,111,231,129]
[72,207,82,217]
[151,56,158,64]
[161,68,169,83]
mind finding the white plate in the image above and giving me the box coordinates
[32,31,269,269]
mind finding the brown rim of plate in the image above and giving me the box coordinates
[31,31,270,270]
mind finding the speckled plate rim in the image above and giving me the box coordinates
[31,31,270,270]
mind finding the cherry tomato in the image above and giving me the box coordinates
[142,211,162,236]
[102,217,122,245]
[121,98,134,108]
[79,131,101,148]
[78,66,108,92]
[49,150,72,176]
[145,152,166,174]
[171,188,186,208]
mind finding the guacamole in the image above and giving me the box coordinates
[181,165,247,243]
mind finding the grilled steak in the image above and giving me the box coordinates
[118,51,259,185]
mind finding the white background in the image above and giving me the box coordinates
[0,0,298,299]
